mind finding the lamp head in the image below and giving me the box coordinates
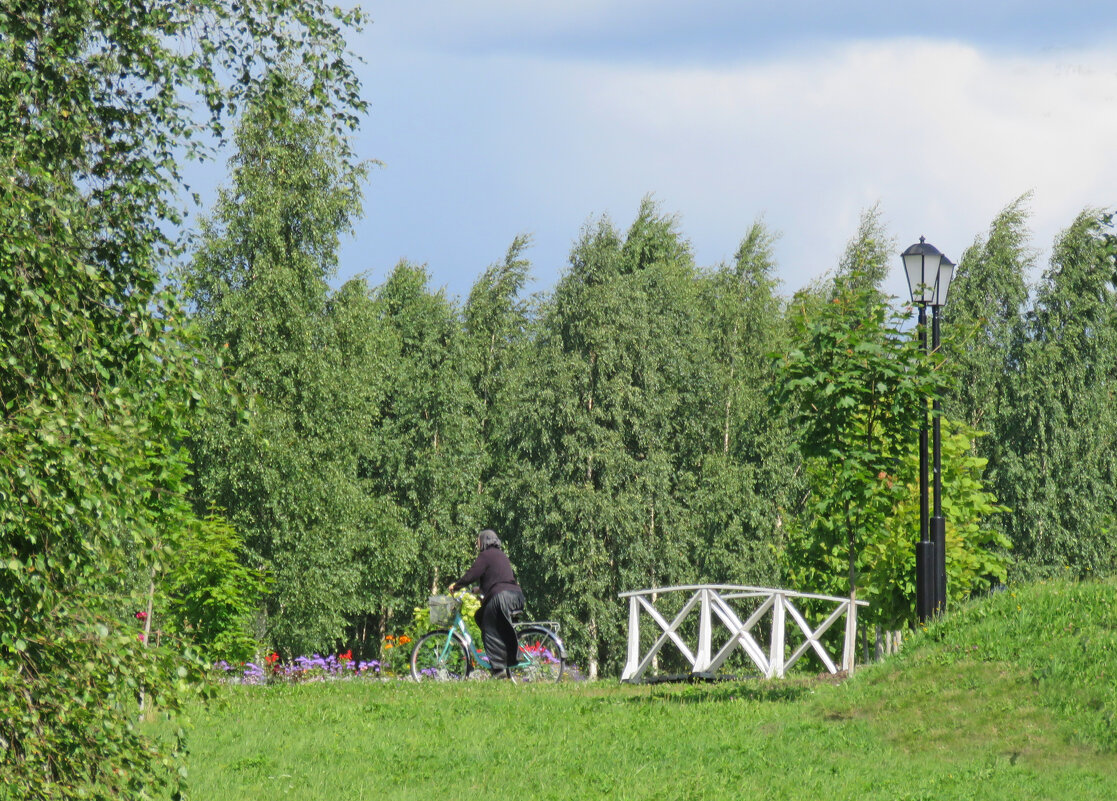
[902,237,944,305]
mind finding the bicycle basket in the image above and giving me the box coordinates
[428,595,461,626]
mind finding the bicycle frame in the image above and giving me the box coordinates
[446,610,487,669]
[434,608,564,674]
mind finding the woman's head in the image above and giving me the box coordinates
[477,528,501,552]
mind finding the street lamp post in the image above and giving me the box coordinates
[902,238,954,623]
[931,255,955,615]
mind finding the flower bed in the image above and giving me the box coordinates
[213,627,583,684]
[215,650,386,685]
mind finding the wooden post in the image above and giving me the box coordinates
[695,589,712,673]
[770,593,786,678]
[622,596,640,681]
[842,599,858,675]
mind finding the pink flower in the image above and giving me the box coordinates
[135,611,148,621]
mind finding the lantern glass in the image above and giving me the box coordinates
[932,255,955,307]
[902,238,944,305]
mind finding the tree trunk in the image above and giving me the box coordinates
[378,609,388,661]
[724,342,737,455]
[587,614,599,680]
[138,569,156,713]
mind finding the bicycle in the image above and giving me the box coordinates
[410,592,566,682]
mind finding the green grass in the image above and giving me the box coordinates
[167,579,1117,800]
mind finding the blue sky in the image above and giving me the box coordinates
[189,2,1117,303]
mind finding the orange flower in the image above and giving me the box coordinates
[399,635,411,645]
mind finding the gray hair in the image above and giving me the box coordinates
[478,529,502,551]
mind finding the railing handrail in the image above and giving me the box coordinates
[618,584,869,607]
[619,584,865,682]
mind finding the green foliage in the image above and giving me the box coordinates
[780,219,1012,629]
[0,0,365,795]
[160,513,268,663]
[409,592,482,644]
[690,220,797,585]
[942,194,1032,435]
[940,200,1117,579]
[861,422,1011,627]
[367,261,483,609]
[833,203,894,299]
[171,184,1112,678]
[486,200,797,677]
[780,273,943,606]
[182,73,378,656]
[463,236,536,513]
[1000,211,1117,576]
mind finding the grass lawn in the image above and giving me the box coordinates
[168,579,1117,800]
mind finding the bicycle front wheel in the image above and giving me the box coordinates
[410,630,471,681]
[510,626,565,683]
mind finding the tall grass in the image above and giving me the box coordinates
[168,579,1117,800]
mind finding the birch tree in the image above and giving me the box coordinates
[183,76,375,655]
[0,0,365,794]
[1004,211,1117,575]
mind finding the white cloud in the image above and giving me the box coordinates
[349,34,1117,300]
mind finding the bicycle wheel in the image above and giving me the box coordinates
[410,630,471,681]
[509,626,565,683]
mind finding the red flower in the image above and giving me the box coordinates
[339,650,352,661]
[135,611,148,621]
[265,652,279,665]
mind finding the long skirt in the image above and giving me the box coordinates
[474,589,524,671]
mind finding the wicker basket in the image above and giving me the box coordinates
[428,595,461,626]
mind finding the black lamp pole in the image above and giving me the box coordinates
[931,305,945,615]
[930,254,954,614]
[902,237,952,624]
[916,302,933,623]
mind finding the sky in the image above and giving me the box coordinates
[192,2,1117,304]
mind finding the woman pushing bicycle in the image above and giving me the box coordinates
[448,529,524,680]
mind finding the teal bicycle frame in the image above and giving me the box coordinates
[410,596,566,682]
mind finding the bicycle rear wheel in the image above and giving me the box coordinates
[509,626,565,683]
[410,630,471,681]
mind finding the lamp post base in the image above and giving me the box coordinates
[931,516,946,614]
[916,540,935,623]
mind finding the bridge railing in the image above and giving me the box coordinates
[618,584,869,682]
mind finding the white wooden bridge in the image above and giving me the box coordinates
[619,585,868,682]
